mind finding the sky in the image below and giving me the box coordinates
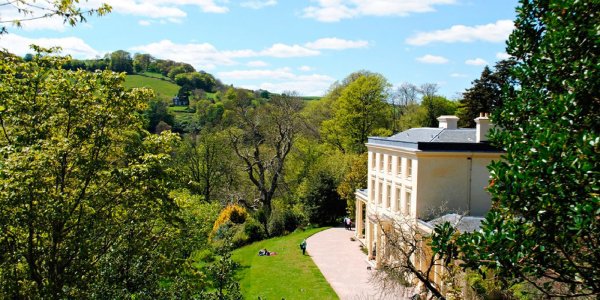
[0,0,519,97]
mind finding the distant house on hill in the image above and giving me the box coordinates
[172,95,189,106]
[354,114,502,284]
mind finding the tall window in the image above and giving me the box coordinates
[379,153,384,171]
[387,156,392,174]
[405,190,412,216]
[370,179,375,202]
[378,182,383,204]
[397,157,402,176]
[395,187,401,212]
[386,185,391,208]
[406,159,413,179]
[371,153,376,169]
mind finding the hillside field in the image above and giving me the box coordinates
[124,74,179,102]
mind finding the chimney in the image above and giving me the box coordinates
[475,112,492,143]
[437,115,459,129]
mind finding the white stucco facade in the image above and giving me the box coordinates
[354,115,502,272]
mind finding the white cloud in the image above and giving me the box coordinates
[303,0,455,22]
[255,78,334,96]
[247,60,269,67]
[240,0,277,9]
[259,43,320,58]
[219,68,335,96]
[130,40,239,70]
[496,52,511,60]
[303,4,355,23]
[129,40,321,70]
[465,58,488,66]
[416,54,449,64]
[0,0,230,31]
[97,0,186,19]
[305,37,368,50]
[100,0,228,14]
[83,0,228,23]
[0,3,67,31]
[450,73,468,78]
[218,68,295,80]
[139,20,152,26]
[299,65,313,71]
[0,34,100,58]
[239,74,335,96]
[406,20,514,46]
[129,37,365,70]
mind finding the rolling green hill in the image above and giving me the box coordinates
[124,74,179,101]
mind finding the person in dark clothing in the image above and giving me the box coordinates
[300,239,307,255]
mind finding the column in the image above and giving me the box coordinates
[355,201,363,239]
[366,220,372,259]
[355,200,359,237]
[375,224,382,268]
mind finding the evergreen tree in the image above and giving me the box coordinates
[443,0,600,296]
[457,66,498,127]
[458,60,516,128]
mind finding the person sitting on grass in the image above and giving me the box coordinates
[258,248,277,256]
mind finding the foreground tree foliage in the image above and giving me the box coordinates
[0,49,204,298]
[0,0,111,34]
[435,0,599,297]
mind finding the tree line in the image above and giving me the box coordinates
[53,50,224,97]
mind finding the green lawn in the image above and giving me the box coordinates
[168,106,190,112]
[232,228,338,300]
[124,75,180,101]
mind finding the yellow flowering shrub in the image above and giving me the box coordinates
[210,205,248,239]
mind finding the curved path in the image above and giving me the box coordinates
[307,227,412,300]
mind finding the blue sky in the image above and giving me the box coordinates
[0,0,518,97]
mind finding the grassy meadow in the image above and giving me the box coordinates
[124,74,180,101]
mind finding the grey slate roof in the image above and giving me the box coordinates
[424,213,484,233]
[367,127,498,152]
[356,189,368,199]
[389,128,476,143]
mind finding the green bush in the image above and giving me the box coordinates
[268,212,285,237]
[302,170,345,225]
[244,217,266,242]
[283,209,304,233]
[268,206,305,237]
[232,228,250,248]
[229,207,247,224]
[195,248,216,264]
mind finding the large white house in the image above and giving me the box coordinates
[354,114,502,270]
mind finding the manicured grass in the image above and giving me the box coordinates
[168,106,190,112]
[124,75,180,101]
[232,228,338,300]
